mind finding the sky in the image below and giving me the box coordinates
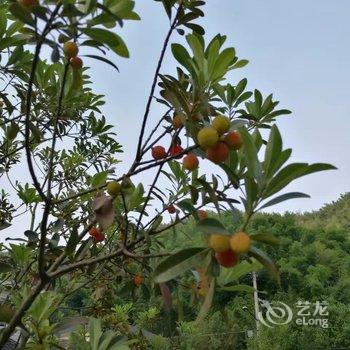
[88,0,349,213]
[2,0,350,241]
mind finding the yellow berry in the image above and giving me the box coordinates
[172,115,183,129]
[212,115,230,135]
[106,181,122,197]
[230,231,251,253]
[63,41,79,58]
[209,234,231,252]
[197,127,219,150]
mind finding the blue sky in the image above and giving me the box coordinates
[86,0,349,212]
[3,0,350,242]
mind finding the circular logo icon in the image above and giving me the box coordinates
[258,300,293,328]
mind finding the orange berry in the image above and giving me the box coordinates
[183,153,199,171]
[223,131,243,150]
[209,234,231,252]
[167,205,176,214]
[152,145,166,160]
[230,231,251,254]
[63,41,79,58]
[197,210,208,220]
[89,227,105,243]
[206,141,229,163]
[70,56,83,70]
[172,115,183,129]
[215,250,238,268]
[133,275,144,286]
[169,144,184,159]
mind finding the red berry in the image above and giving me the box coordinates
[206,141,229,163]
[215,250,238,268]
[169,144,184,159]
[89,227,105,243]
[224,131,243,150]
[133,275,144,286]
[167,205,176,214]
[70,56,83,70]
[152,145,166,160]
[197,210,208,220]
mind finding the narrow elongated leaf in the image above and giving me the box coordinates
[259,192,310,210]
[250,233,279,247]
[84,54,119,71]
[264,125,282,177]
[219,284,255,293]
[197,218,230,235]
[211,47,235,81]
[302,163,337,176]
[65,227,79,257]
[268,148,292,177]
[177,199,196,214]
[217,260,262,286]
[154,247,208,283]
[81,28,129,57]
[239,127,263,183]
[195,278,215,324]
[171,43,192,72]
[264,163,336,198]
[248,247,280,284]
[90,318,102,350]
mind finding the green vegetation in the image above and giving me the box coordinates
[59,194,349,349]
[0,0,342,348]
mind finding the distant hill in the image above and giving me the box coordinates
[295,193,350,231]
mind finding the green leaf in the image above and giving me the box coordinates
[245,176,258,212]
[81,28,129,57]
[195,278,215,324]
[65,227,79,257]
[217,260,262,286]
[28,292,59,323]
[264,163,336,198]
[218,284,255,293]
[239,127,262,183]
[154,247,208,283]
[186,33,204,68]
[211,47,235,81]
[232,59,249,69]
[197,218,230,235]
[84,54,119,71]
[248,247,280,284]
[259,192,310,210]
[9,3,35,26]
[171,43,192,72]
[0,262,13,274]
[89,318,102,350]
[264,125,282,178]
[250,233,279,247]
[0,9,7,39]
[91,170,108,187]
[177,199,196,214]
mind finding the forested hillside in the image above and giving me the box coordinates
[148,194,350,350]
[64,194,350,349]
